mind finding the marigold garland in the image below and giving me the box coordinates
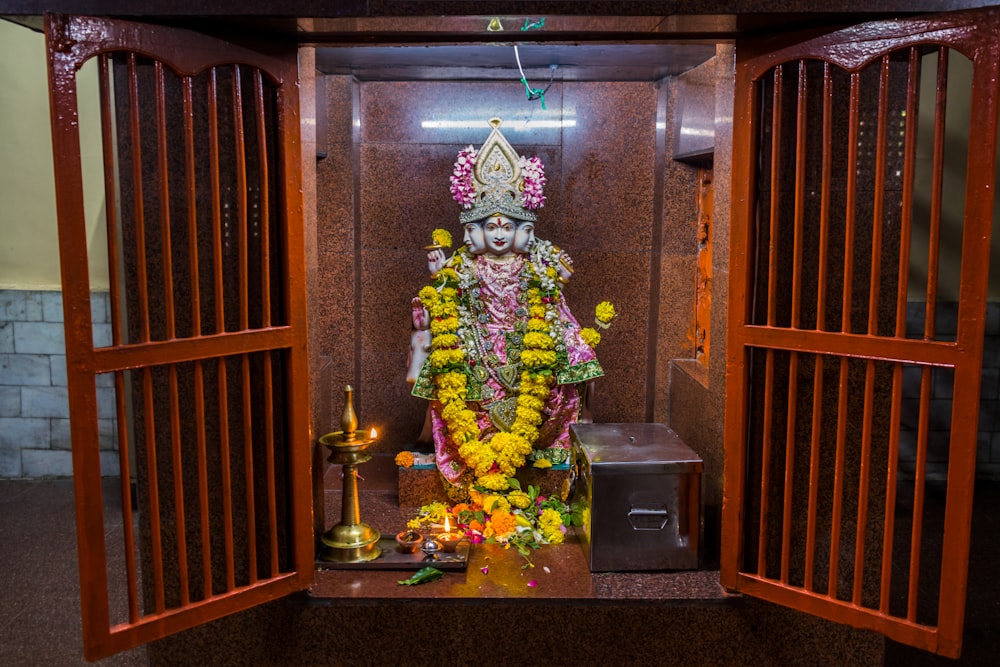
[418,244,564,492]
[414,231,618,566]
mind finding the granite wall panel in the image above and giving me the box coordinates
[313,74,360,442]
[316,77,672,450]
[665,46,736,564]
[360,80,566,147]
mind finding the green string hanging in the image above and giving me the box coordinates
[513,23,552,111]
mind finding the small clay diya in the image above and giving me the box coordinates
[395,530,423,554]
[436,532,464,553]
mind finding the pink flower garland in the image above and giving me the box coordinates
[450,145,478,208]
[450,146,546,212]
[520,155,546,210]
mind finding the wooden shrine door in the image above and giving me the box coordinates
[723,7,999,658]
[45,14,312,660]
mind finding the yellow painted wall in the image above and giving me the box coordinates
[0,20,107,291]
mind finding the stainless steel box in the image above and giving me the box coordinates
[571,423,703,572]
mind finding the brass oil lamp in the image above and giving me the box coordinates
[318,385,381,563]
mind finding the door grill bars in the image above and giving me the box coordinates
[98,53,142,624]
[746,46,966,629]
[878,48,921,614]
[93,56,289,622]
[803,62,834,593]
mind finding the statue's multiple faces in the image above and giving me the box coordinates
[463,215,535,258]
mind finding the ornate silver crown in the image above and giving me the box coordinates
[452,118,544,224]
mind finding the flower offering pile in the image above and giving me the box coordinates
[407,478,586,565]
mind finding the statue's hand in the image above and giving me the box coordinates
[557,251,574,283]
[411,297,430,330]
[406,328,433,384]
[427,249,446,276]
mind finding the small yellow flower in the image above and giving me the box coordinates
[468,488,487,507]
[418,286,438,303]
[523,331,554,350]
[394,451,415,468]
[595,301,617,324]
[482,495,511,514]
[539,507,564,544]
[580,327,601,347]
[544,527,565,545]
[432,333,460,349]
[429,348,464,368]
[516,406,544,426]
[512,423,539,443]
[430,316,459,335]
[522,350,557,368]
[478,472,509,491]
[431,228,453,248]
[517,394,544,413]
[508,490,532,509]
[428,301,453,318]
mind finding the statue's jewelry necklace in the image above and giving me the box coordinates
[463,255,530,401]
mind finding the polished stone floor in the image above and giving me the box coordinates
[1,462,997,665]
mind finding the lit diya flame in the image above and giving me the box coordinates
[370,427,378,439]
[437,514,462,552]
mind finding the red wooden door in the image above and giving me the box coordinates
[723,8,999,658]
[45,14,312,660]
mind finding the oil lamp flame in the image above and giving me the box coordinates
[437,513,462,552]
[370,427,377,439]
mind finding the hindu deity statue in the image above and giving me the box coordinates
[408,118,607,498]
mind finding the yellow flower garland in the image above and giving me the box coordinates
[418,253,557,492]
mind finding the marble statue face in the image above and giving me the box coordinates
[513,221,535,254]
[483,215,516,256]
[463,222,486,255]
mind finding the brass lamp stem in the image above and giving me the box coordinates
[341,385,357,441]
[341,463,361,526]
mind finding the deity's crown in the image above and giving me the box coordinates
[450,118,546,225]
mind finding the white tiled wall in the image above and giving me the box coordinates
[0,290,118,478]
